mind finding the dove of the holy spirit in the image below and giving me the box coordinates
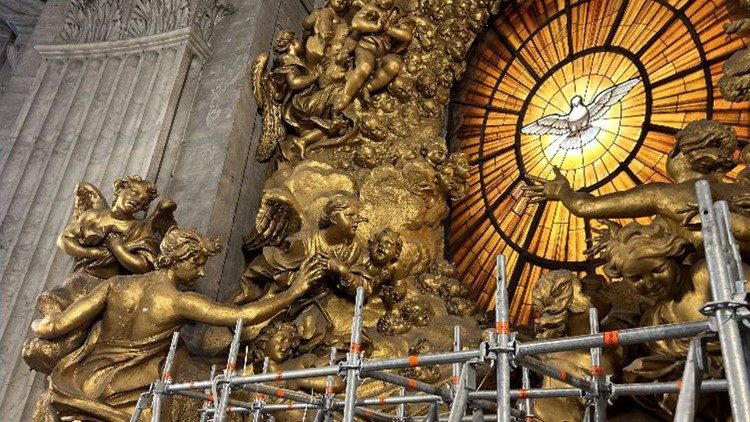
[521,77,641,149]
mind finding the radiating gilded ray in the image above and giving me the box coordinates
[451,0,749,325]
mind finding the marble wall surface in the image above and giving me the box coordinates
[0,0,312,419]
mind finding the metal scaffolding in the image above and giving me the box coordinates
[131,180,750,421]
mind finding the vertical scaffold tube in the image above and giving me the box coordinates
[495,255,511,422]
[453,326,462,394]
[151,331,179,422]
[521,367,533,422]
[696,181,750,419]
[215,318,244,422]
[343,287,365,422]
[674,337,705,421]
[199,365,217,422]
[588,308,606,422]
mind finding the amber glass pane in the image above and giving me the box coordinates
[451,0,749,325]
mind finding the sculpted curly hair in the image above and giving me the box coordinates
[318,194,359,229]
[156,227,222,269]
[250,321,300,363]
[273,30,296,54]
[112,175,158,206]
[600,217,690,279]
[673,119,738,175]
[531,270,587,340]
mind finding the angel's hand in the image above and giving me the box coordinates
[675,202,700,226]
[89,246,112,261]
[295,254,327,291]
[105,233,123,248]
[520,166,571,203]
[327,257,350,276]
[583,220,616,258]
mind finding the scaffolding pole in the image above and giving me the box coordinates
[151,331,179,422]
[589,307,606,422]
[214,318,243,422]
[343,287,366,422]
[696,180,750,420]
[494,254,512,422]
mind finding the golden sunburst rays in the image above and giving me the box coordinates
[451,0,748,324]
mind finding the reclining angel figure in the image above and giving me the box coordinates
[31,227,324,422]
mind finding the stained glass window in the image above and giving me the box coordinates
[449,0,749,324]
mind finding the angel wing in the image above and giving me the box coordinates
[587,77,640,122]
[252,53,287,162]
[146,199,178,238]
[252,53,269,107]
[521,113,569,136]
[72,182,108,221]
[243,188,304,251]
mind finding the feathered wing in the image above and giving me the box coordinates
[587,77,640,121]
[252,53,269,107]
[521,113,569,136]
[243,188,303,251]
[251,52,286,162]
[147,199,178,238]
[72,182,108,221]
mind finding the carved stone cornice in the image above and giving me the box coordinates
[59,0,233,45]
[38,26,211,60]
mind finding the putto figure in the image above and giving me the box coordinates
[31,227,322,421]
[24,176,176,374]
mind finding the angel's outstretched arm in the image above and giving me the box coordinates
[32,281,110,339]
[57,221,108,260]
[521,167,662,219]
[106,234,153,273]
[177,256,324,326]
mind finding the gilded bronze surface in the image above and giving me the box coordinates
[25,0,750,420]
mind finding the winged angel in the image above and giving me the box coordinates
[522,78,641,148]
[24,176,177,374]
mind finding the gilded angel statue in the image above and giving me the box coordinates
[31,227,322,421]
[521,119,750,254]
[23,176,176,374]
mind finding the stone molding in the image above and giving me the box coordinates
[59,0,233,45]
[37,27,211,60]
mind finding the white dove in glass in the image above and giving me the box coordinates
[522,77,641,149]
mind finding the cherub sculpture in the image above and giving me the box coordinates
[24,176,176,374]
[594,217,740,417]
[249,321,344,394]
[31,227,322,422]
[252,30,322,161]
[332,0,415,109]
[531,270,614,422]
[521,119,750,253]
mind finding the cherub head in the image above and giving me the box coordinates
[156,227,222,285]
[325,0,350,13]
[400,300,431,326]
[446,297,479,317]
[600,217,691,302]
[273,30,303,56]
[377,312,409,335]
[368,228,403,266]
[531,270,588,340]
[253,321,300,364]
[415,69,438,98]
[670,119,738,179]
[354,144,380,169]
[112,176,158,215]
[360,114,389,142]
[420,137,448,167]
[318,194,365,241]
